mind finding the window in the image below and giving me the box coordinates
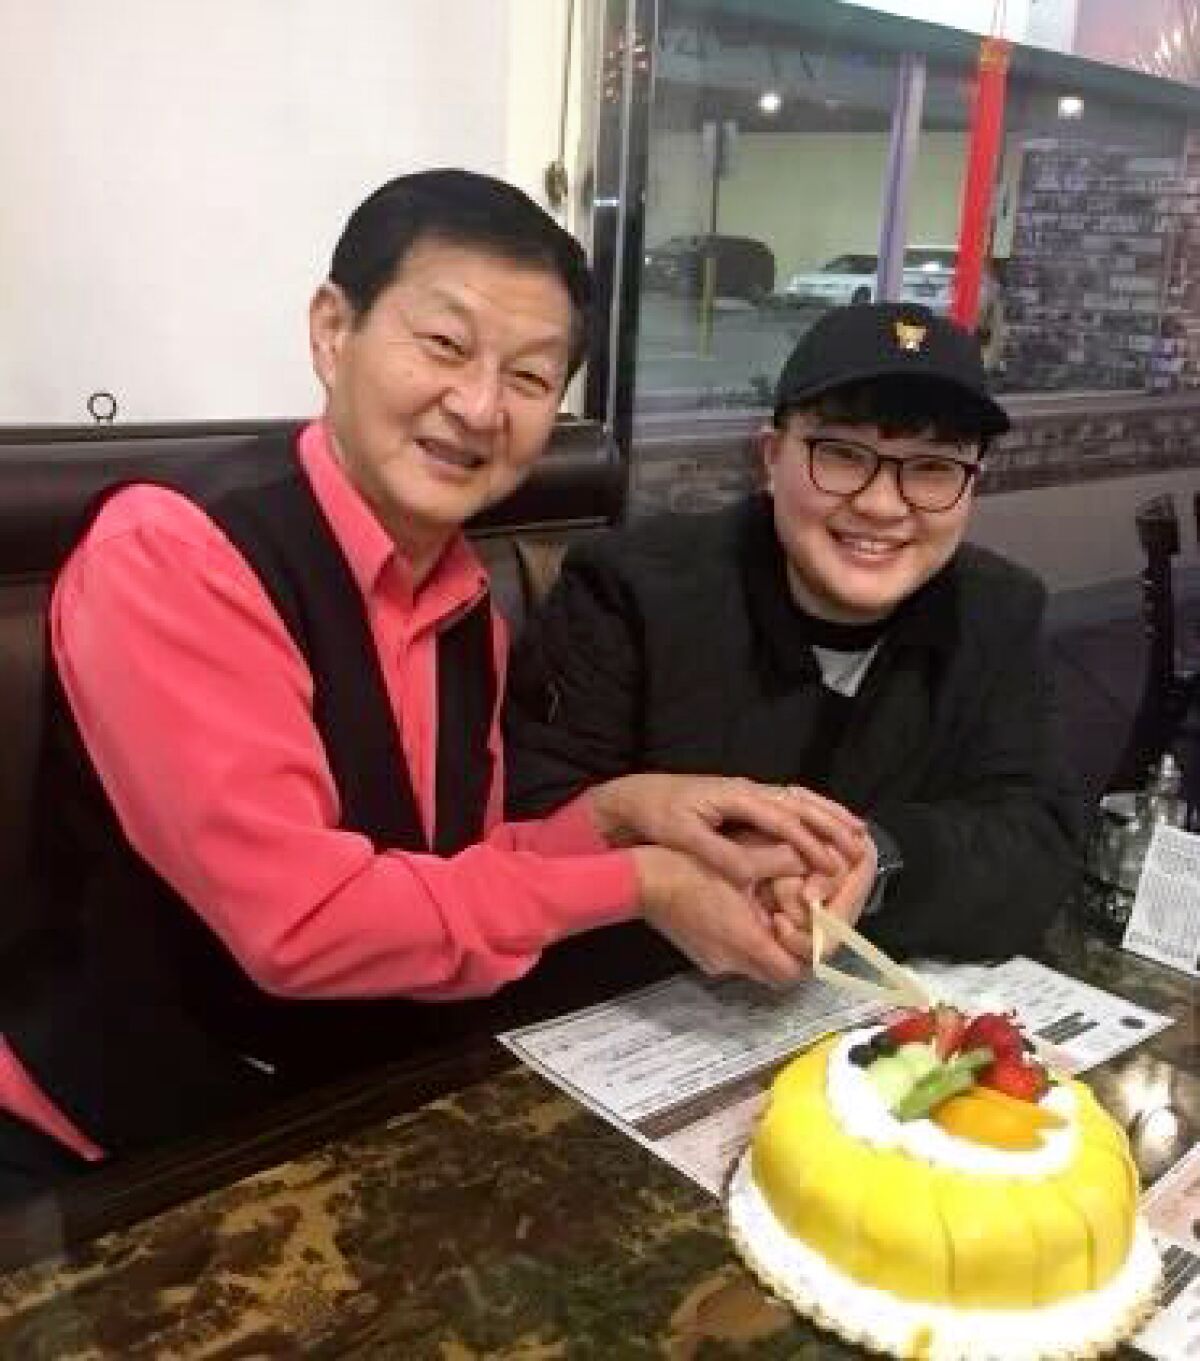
[634,4,1200,414]
[636,4,906,415]
[621,1,1200,517]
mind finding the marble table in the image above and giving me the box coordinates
[0,918,1195,1359]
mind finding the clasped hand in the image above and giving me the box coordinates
[588,774,875,988]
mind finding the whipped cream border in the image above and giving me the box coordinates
[727,1150,1161,1361]
[829,1027,1078,1176]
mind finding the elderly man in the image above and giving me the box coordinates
[507,302,1083,963]
[0,172,865,1199]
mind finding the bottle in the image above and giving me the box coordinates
[1143,752,1188,830]
[1116,754,1188,895]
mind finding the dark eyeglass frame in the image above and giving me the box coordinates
[803,435,982,512]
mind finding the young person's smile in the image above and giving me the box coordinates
[763,416,978,624]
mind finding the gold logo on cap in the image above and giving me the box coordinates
[894,319,927,353]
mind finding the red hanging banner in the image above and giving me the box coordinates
[952,36,1011,330]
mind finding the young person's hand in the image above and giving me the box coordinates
[765,839,878,966]
[631,844,809,988]
[588,773,866,890]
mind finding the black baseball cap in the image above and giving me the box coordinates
[773,302,1010,437]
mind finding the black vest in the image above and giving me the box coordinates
[3,430,511,1151]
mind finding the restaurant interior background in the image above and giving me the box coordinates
[612,0,1200,614]
[0,2,1197,1310]
[5,0,1200,609]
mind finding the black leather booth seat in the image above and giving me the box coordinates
[0,416,624,888]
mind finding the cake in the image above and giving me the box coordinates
[727,1006,1161,1360]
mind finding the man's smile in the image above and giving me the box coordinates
[416,437,489,473]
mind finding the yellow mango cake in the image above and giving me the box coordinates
[726,1007,1161,1359]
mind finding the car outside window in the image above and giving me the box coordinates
[903,247,956,272]
[824,254,877,274]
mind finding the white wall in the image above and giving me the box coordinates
[647,130,966,280]
[0,0,585,424]
[506,0,593,240]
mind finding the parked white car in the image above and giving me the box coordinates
[900,245,959,311]
[785,251,881,307]
[785,245,960,312]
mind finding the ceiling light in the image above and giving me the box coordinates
[1057,94,1084,119]
[758,90,782,115]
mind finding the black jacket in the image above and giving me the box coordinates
[505,496,1083,961]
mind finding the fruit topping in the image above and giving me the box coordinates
[890,1048,992,1121]
[931,1005,969,1060]
[864,1054,917,1110]
[960,1011,1024,1061]
[885,1005,970,1058]
[970,1084,1066,1127]
[932,1086,1065,1149]
[978,1052,1050,1103]
[885,1008,937,1046]
[847,1032,899,1067]
[894,1041,941,1083]
[857,1006,1053,1122]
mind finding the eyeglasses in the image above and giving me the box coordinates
[804,436,981,512]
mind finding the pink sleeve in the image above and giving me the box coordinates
[52,489,638,1004]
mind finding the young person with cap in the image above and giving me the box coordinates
[0,171,867,1200]
[507,302,1083,963]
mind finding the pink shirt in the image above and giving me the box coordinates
[0,420,637,1160]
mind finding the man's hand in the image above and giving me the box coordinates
[766,839,878,966]
[589,773,866,889]
[631,845,809,988]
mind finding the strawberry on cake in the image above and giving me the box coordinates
[727,1006,1161,1360]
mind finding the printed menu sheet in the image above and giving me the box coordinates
[501,968,886,1193]
[500,955,1173,1196]
[1136,1143,1200,1361]
[1125,824,1200,979]
[947,956,1176,1075]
